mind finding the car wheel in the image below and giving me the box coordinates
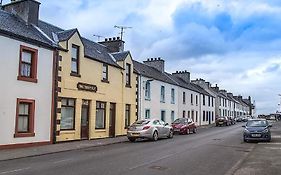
[193,128,197,134]
[152,131,158,141]
[186,128,190,135]
[168,130,173,138]
[128,138,136,142]
[243,136,247,142]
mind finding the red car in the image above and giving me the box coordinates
[172,118,197,134]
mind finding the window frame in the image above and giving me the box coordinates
[191,94,193,105]
[14,98,35,138]
[145,109,150,119]
[70,44,80,76]
[95,101,106,129]
[60,98,76,130]
[125,104,131,128]
[160,86,165,103]
[101,63,109,82]
[171,110,175,122]
[183,92,186,104]
[17,45,38,83]
[171,88,175,104]
[125,63,131,87]
[145,81,151,100]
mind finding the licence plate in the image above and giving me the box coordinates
[251,134,261,137]
[174,129,180,132]
[131,132,140,136]
[219,122,223,124]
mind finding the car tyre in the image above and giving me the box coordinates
[128,138,136,142]
[186,128,190,135]
[168,130,173,138]
[193,128,197,134]
[152,131,158,141]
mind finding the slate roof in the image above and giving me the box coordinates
[190,83,214,96]
[112,51,130,61]
[169,74,201,93]
[0,10,55,48]
[37,20,121,68]
[133,60,178,86]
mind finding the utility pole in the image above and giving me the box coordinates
[93,34,105,42]
[114,25,132,41]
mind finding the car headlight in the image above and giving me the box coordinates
[244,128,250,133]
[263,129,269,133]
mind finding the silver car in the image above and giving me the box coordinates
[127,119,173,142]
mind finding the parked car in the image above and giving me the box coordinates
[242,116,248,122]
[171,118,197,135]
[127,119,173,142]
[216,117,231,126]
[236,116,243,122]
[229,116,236,125]
[242,119,272,142]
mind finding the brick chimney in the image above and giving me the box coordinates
[3,0,41,26]
[211,84,219,92]
[172,70,190,83]
[99,37,124,53]
[143,57,165,72]
[227,93,234,98]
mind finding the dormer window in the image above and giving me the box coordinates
[102,64,109,82]
[17,45,38,83]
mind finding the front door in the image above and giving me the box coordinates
[81,100,90,140]
[109,103,116,138]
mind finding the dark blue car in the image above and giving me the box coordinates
[242,119,272,142]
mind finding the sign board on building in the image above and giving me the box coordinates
[77,82,97,92]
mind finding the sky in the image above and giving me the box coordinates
[3,0,281,114]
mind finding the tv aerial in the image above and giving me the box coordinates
[114,25,132,40]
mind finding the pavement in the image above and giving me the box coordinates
[233,120,281,175]
[0,124,215,162]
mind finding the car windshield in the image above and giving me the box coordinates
[172,118,186,124]
[246,120,268,127]
[133,120,150,125]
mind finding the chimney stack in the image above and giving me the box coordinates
[172,70,190,83]
[143,57,165,72]
[99,37,124,53]
[3,0,41,26]
[211,84,219,92]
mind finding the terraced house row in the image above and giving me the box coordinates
[0,0,254,148]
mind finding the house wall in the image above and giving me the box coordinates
[0,35,53,145]
[138,76,178,124]
[200,95,216,125]
[56,33,136,142]
[177,87,200,126]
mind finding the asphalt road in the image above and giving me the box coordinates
[0,123,254,175]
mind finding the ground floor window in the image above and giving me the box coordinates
[171,111,175,122]
[203,111,205,121]
[96,101,106,129]
[14,98,35,137]
[212,112,214,121]
[145,109,150,119]
[125,104,131,128]
[61,98,75,130]
[161,110,166,122]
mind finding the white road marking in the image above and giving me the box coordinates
[271,135,281,138]
[258,142,281,145]
[265,147,281,150]
[0,167,30,174]
[53,158,72,164]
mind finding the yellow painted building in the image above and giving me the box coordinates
[42,27,137,142]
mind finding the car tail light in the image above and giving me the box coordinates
[142,126,150,130]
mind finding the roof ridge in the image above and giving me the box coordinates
[39,20,65,31]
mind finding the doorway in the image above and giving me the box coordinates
[81,100,90,140]
[109,103,116,138]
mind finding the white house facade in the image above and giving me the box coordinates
[0,1,56,147]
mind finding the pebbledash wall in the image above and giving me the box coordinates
[0,35,54,146]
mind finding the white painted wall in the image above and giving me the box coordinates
[138,76,178,124]
[200,94,216,125]
[177,87,200,126]
[0,35,53,145]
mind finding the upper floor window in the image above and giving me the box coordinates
[160,86,165,102]
[191,94,193,105]
[18,45,38,83]
[145,81,151,100]
[171,88,175,104]
[102,64,108,82]
[203,95,206,106]
[212,97,214,107]
[71,45,79,75]
[183,92,186,104]
[125,63,131,87]
[196,95,198,105]
[208,96,211,106]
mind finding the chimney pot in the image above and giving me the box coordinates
[113,37,116,40]
[105,38,108,41]
[109,38,112,41]
[117,37,120,40]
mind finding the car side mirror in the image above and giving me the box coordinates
[165,123,169,126]
[242,125,245,127]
